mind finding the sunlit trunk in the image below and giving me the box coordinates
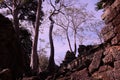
[30,0,42,74]
[66,31,73,52]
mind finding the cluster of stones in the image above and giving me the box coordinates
[91,0,120,79]
[101,0,120,45]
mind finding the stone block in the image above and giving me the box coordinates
[113,69,120,79]
[102,29,115,41]
[89,50,103,73]
[98,65,113,73]
[112,0,120,9]
[101,23,114,35]
[103,54,114,64]
[114,60,120,69]
[112,14,120,27]
[103,46,120,61]
[114,24,120,35]
[102,6,118,24]
[111,33,120,45]
[71,68,91,80]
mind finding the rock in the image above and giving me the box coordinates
[101,23,114,35]
[93,65,113,80]
[102,29,115,42]
[0,14,24,79]
[89,50,103,73]
[22,76,39,80]
[102,6,117,24]
[63,51,76,64]
[0,68,12,80]
[113,69,120,79]
[70,68,92,80]
[103,54,114,64]
[111,28,120,45]
[98,65,113,73]
[104,46,120,61]
[78,45,86,56]
[92,70,114,80]
[114,60,120,69]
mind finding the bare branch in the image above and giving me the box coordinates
[2,1,12,14]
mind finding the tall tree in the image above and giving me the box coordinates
[0,0,44,74]
[47,0,61,73]
[0,0,37,33]
[55,13,73,52]
[30,0,43,74]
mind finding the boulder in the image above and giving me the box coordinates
[0,14,24,79]
[104,46,120,61]
[103,54,114,64]
[70,68,92,80]
[114,60,120,69]
[63,51,76,64]
[89,50,103,73]
[0,68,12,80]
[98,65,113,73]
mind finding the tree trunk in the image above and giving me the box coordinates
[66,31,73,52]
[47,14,56,73]
[74,31,77,55]
[30,0,42,74]
[13,0,19,34]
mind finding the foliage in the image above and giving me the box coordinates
[0,0,44,22]
[19,27,32,56]
[96,1,104,10]
[54,2,93,54]
[96,0,115,10]
[39,53,49,71]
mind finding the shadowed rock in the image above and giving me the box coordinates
[0,14,24,79]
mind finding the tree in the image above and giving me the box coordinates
[55,12,73,52]
[0,0,37,33]
[54,3,93,54]
[0,0,44,74]
[38,52,49,71]
[19,27,32,76]
[30,0,44,74]
[47,0,62,73]
[86,20,104,43]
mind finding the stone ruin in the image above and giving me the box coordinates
[1,0,120,79]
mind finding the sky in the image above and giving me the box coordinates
[40,0,104,65]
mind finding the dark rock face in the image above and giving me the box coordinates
[0,14,24,79]
[61,51,76,66]
[0,68,12,80]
